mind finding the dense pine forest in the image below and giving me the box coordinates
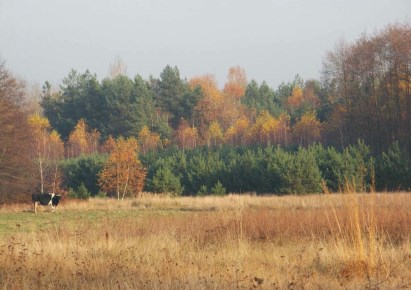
[1,22,411,202]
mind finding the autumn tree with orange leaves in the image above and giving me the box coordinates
[286,86,303,112]
[223,66,247,100]
[67,119,101,158]
[222,66,248,126]
[175,119,199,150]
[100,135,116,154]
[98,137,147,201]
[138,125,161,154]
[0,60,35,202]
[191,74,224,133]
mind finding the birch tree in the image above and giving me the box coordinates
[98,137,147,201]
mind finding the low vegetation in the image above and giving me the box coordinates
[1,193,410,289]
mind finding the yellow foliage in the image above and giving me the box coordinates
[224,116,250,146]
[67,119,101,157]
[48,130,64,157]
[28,113,50,132]
[206,121,223,146]
[138,125,151,141]
[68,119,88,156]
[27,114,63,193]
[293,111,322,146]
[138,125,161,153]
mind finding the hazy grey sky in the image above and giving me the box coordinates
[0,0,409,88]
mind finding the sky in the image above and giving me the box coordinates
[0,0,409,89]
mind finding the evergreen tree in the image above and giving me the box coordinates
[150,166,183,196]
[100,75,139,137]
[60,154,107,196]
[41,70,102,140]
[155,65,189,128]
[376,142,410,191]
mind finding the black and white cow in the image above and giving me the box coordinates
[31,193,62,213]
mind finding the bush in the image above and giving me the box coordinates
[60,154,107,196]
[376,142,410,191]
[287,148,322,194]
[197,185,208,196]
[68,183,91,200]
[150,166,183,196]
[95,191,108,199]
[211,181,226,196]
[339,140,374,191]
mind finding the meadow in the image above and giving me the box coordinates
[0,193,410,289]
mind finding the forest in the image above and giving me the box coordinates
[1,22,411,202]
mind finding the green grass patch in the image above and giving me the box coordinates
[0,205,185,240]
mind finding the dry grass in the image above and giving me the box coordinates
[1,193,410,289]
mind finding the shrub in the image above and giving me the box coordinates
[95,191,108,199]
[60,154,107,196]
[68,183,91,200]
[211,181,226,196]
[150,166,183,196]
[197,185,208,196]
[376,142,410,191]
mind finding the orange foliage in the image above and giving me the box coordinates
[190,68,248,132]
[67,119,101,157]
[67,119,88,157]
[223,66,247,99]
[287,86,303,108]
[98,137,147,200]
[138,126,161,154]
[175,119,199,150]
[222,66,248,128]
[303,82,321,108]
[191,75,224,131]
[190,74,222,101]
[100,135,116,154]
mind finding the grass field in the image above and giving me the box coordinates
[0,193,410,289]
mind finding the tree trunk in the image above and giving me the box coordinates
[121,166,130,202]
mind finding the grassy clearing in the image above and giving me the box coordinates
[0,193,410,289]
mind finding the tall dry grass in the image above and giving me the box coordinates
[0,193,410,289]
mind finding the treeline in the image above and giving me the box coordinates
[38,23,411,155]
[1,22,411,202]
[40,65,321,149]
[60,141,411,197]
